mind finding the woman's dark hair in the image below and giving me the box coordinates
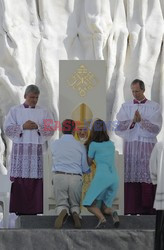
[85,119,109,151]
[62,119,76,134]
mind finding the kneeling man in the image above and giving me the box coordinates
[51,119,89,229]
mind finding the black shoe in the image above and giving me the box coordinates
[112,211,120,228]
[72,212,81,229]
[55,209,68,229]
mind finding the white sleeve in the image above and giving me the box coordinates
[115,104,136,140]
[4,107,23,140]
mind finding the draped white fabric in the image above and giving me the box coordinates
[0,0,163,154]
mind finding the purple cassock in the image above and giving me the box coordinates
[4,103,54,215]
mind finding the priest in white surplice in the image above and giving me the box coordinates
[149,141,164,250]
[115,79,162,215]
[4,85,54,215]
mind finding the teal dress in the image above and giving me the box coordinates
[82,141,119,208]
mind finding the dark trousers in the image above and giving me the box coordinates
[154,210,164,250]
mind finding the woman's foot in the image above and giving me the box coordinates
[95,218,106,229]
[112,211,120,228]
[87,205,107,229]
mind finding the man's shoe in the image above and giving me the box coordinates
[72,212,81,229]
[55,209,68,229]
[112,211,120,228]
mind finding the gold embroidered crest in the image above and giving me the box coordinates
[68,65,98,97]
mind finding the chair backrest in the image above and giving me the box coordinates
[0,175,11,193]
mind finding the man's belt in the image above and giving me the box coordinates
[55,171,81,176]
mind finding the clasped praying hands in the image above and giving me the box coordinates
[23,120,38,130]
[133,110,141,123]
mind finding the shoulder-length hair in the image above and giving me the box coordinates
[85,119,109,151]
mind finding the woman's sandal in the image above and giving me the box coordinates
[112,211,120,228]
[95,218,107,229]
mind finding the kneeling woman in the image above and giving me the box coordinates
[82,119,119,228]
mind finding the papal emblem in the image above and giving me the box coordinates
[68,65,98,97]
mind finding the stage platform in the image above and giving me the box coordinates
[0,215,155,250]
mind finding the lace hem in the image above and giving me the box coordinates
[39,124,54,137]
[124,141,155,183]
[140,119,160,134]
[5,125,22,138]
[10,143,43,178]
[117,120,131,131]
